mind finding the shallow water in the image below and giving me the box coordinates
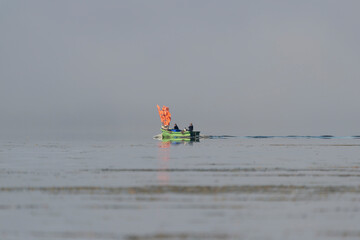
[1,137,360,240]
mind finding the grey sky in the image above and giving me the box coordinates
[1,0,359,139]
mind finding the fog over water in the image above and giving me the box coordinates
[1,3,360,238]
[1,0,360,139]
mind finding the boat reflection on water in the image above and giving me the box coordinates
[156,138,199,184]
[157,141,170,185]
[159,138,200,147]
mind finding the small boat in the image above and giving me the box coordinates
[156,105,200,140]
[161,128,200,139]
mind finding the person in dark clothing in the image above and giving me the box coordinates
[188,123,193,132]
[173,123,179,130]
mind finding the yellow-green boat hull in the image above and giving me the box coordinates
[161,129,200,139]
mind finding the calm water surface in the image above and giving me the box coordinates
[1,137,360,240]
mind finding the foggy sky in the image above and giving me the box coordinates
[1,0,359,139]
